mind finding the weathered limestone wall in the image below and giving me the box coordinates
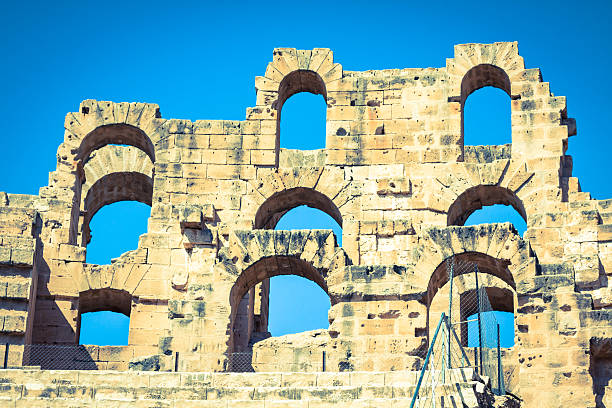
[0,42,609,407]
[0,194,39,366]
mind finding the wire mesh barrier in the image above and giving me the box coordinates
[446,257,506,396]
[410,313,474,408]
[464,287,506,396]
[225,352,255,372]
[22,344,100,370]
[443,257,506,394]
[411,257,508,406]
[224,350,328,373]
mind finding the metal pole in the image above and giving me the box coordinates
[3,344,8,369]
[174,351,179,372]
[497,323,503,395]
[475,266,483,375]
[409,313,447,408]
[447,259,454,369]
[322,350,326,372]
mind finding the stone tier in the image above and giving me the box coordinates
[0,367,504,407]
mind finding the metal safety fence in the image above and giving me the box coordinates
[22,344,100,370]
[446,257,506,396]
[443,257,506,391]
[224,350,328,373]
[225,352,255,372]
[410,313,472,408]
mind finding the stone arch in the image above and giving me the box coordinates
[80,171,153,246]
[424,160,536,222]
[227,255,331,354]
[275,69,328,152]
[255,48,343,104]
[78,123,155,163]
[425,252,516,308]
[447,185,527,227]
[461,63,511,101]
[48,100,166,246]
[255,187,342,230]
[219,228,345,354]
[245,166,353,230]
[427,260,517,346]
[59,100,163,174]
[79,145,154,245]
[412,224,534,296]
[254,48,343,165]
[460,64,513,149]
[446,43,525,158]
[78,288,132,317]
[275,69,327,111]
[224,229,343,280]
[446,42,526,98]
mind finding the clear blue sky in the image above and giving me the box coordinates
[2,1,610,346]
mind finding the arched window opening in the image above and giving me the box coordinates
[463,86,511,146]
[267,206,340,337]
[426,253,516,351]
[86,201,150,264]
[234,206,341,354]
[447,185,527,236]
[79,311,130,346]
[254,187,342,230]
[79,143,153,248]
[276,70,327,152]
[464,204,527,236]
[228,256,330,355]
[280,92,327,150]
[78,289,131,346]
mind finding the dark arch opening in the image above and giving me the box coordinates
[447,185,527,227]
[461,64,511,100]
[254,187,342,230]
[78,124,155,164]
[78,124,155,163]
[276,70,327,112]
[425,252,515,309]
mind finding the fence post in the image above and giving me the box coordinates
[497,323,504,395]
[447,258,453,369]
[475,266,483,375]
[174,352,179,372]
[3,343,8,369]
[321,350,325,372]
[409,313,446,408]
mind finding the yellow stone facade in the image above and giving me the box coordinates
[0,42,609,407]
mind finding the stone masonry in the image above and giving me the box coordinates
[0,42,610,407]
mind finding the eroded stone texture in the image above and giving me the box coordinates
[0,42,608,407]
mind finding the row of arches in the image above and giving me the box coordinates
[80,185,526,347]
[69,87,525,348]
[278,64,513,151]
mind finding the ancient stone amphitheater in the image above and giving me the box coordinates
[0,42,609,407]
